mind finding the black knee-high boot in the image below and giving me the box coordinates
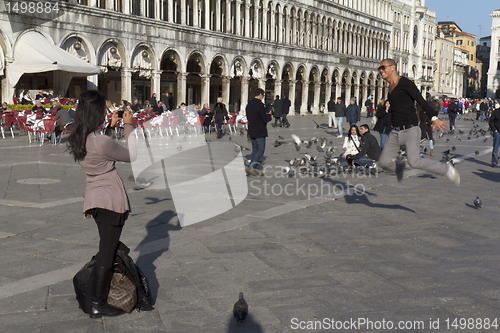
[88,265,124,318]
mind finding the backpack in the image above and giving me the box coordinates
[73,242,154,314]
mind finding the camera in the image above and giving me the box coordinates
[117,109,124,118]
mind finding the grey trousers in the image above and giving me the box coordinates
[378,126,448,175]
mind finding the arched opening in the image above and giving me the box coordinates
[160,50,179,108]
[186,54,203,106]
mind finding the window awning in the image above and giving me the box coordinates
[8,31,101,94]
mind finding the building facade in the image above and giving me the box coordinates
[390,0,436,97]
[434,37,454,96]
[0,0,437,113]
[487,9,500,99]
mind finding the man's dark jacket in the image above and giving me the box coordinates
[273,98,283,118]
[346,103,361,123]
[333,102,346,117]
[350,131,381,161]
[447,102,459,116]
[247,98,272,138]
[282,97,291,115]
[489,108,500,132]
[327,99,336,112]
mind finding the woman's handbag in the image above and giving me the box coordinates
[107,263,138,313]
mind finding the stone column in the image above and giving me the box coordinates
[140,0,146,17]
[154,0,160,19]
[180,0,186,25]
[88,0,96,7]
[105,0,112,11]
[193,0,199,27]
[236,0,242,35]
[226,0,231,33]
[325,81,332,112]
[288,80,296,115]
[262,6,267,40]
[222,76,230,106]
[168,0,174,22]
[244,2,250,37]
[270,8,276,42]
[254,4,259,38]
[312,81,320,114]
[177,72,187,105]
[378,84,384,100]
[285,13,290,44]
[2,59,15,103]
[361,84,368,111]
[240,76,249,115]
[121,68,132,104]
[274,80,282,98]
[216,0,221,31]
[354,83,360,105]
[201,74,210,106]
[300,81,308,115]
[122,0,129,14]
[87,75,98,91]
[335,83,341,101]
[205,0,210,29]
[345,84,351,105]
[258,78,265,90]
[152,70,161,99]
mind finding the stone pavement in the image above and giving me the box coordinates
[0,113,499,333]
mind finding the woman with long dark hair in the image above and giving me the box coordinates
[343,124,361,166]
[68,90,136,318]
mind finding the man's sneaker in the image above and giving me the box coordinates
[245,167,259,176]
[336,135,343,138]
[395,162,405,182]
[368,162,377,169]
[446,163,460,186]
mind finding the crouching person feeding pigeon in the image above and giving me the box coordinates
[376,58,460,185]
[346,124,381,168]
[246,88,272,176]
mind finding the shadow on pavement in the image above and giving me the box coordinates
[134,210,181,302]
[344,193,416,213]
[472,169,500,182]
[226,314,264,333]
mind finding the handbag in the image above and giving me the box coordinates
[107,263,138,313]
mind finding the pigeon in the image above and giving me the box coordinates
[473,196,482,209]
[475,150,479,155]
[452,146,456,151]
[291,134,302,151]
[239,129,245,136]
[439,132,444,138]
[459,130,464,134]
[233,142,250,152]
[446,138,450,143]
[443,149,451,155]
[233,292,248,324]
[274,140,282,147]
[483,138,487,143]
[278,135,284,140]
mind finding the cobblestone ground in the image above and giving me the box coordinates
[0,113,498,333]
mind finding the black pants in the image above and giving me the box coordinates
[95,222,123,269]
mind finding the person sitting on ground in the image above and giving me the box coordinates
[343,124,361,166]
[346,124,381,167]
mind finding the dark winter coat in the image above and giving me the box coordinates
[247,98,272,138]
[346,103,361,123]
[273,98,283,118]
[373,104,391,134]
[350,131,381,161]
